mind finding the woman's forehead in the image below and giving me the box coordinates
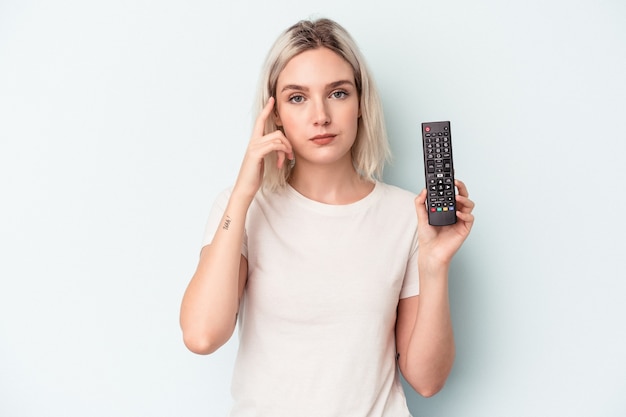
[277,48,354,89]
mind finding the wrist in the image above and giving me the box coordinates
[417,252,451,277]
[230,184,257,206]
[417,259,450,297]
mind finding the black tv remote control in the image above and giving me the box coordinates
[422,121,457,226]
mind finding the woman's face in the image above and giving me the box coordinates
[274,47,360,169]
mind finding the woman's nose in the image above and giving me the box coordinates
[313,100,331,126]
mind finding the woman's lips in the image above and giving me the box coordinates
[310,134,336,145]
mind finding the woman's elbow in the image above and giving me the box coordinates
[181,324,233,355]
[412,382,445,398]
[182,333,220,355]
[400,363,451,398]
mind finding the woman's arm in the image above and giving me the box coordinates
[396,179,474,396]
[179,98,293,354]
[395,270,454,397]
[179,197,250,355]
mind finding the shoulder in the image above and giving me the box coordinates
[376,182,418,205]
[367,182,418,223]
[215,185,234,200]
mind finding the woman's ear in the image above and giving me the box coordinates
[274,108,283,127]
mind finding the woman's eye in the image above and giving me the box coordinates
[331,91,348,99]
[289,95,305,103]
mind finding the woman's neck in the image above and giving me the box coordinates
[288,161,375,205]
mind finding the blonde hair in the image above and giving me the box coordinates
[255,18,391,191]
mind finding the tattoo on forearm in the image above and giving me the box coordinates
[223,215,232,230]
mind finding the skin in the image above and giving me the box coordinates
[274,47,371,204]
[179,47,475,398]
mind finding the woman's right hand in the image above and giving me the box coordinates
[233,97,293,200]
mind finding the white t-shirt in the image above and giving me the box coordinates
[203,181,419,417]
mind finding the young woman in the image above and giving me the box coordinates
[180,18,474,416]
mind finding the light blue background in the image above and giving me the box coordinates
[1,1,625,416]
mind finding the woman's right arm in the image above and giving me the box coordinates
[179,98,293,354]
[180,194,251,355]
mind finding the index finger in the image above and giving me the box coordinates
[253,97,276,137]
[454,179,469,197]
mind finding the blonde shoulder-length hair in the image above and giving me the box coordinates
[255,18,391,191]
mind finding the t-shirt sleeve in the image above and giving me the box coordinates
[399,225,420,299]
[200,187,248,258]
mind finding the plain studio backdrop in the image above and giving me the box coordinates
[1,0,625,416]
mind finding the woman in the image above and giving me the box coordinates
[180,18,474,416]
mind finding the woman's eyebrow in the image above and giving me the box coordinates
[280,80,355,93]
[281,84,308,93]
[327,80,354,89]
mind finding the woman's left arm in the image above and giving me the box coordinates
[396,179,475,397]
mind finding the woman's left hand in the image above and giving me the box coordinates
[414,179,475,267]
